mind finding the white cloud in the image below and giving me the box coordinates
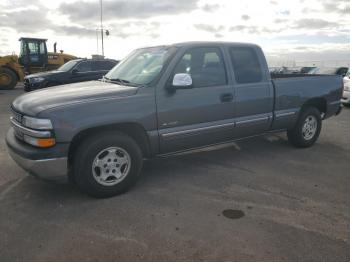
[0,0,349,64]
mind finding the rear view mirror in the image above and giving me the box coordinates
[71,69,78,75]
[172,73,193,89]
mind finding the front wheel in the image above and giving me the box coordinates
[287,107,322,148]
[0,67,17,90]
[73,131,143,198]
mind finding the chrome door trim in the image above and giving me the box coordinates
[275,111,296,118]
[235,116,269,125]
[161,122,235,139]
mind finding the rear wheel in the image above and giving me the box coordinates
[0,67,17,90]
[73,131,143,198]
[287,107,322,148]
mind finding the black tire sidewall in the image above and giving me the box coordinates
[288,107,322,147]
[73,132,143,198]
[0,68,17,90]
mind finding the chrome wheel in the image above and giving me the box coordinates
[302,115,317,140]
[92,147,131,186]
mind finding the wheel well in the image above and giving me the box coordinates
[302,98,327,116]
[67,123,151,166]
[1,66,19,81]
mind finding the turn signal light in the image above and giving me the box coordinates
[23,135,56,148]
[37,138,56,148]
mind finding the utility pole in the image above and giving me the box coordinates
[96,29,99,55]
[100,0,104,57]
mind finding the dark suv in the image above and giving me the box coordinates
[24,58,118,91]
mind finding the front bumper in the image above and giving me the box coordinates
[6,128,69,181]
[341,90,350,104]
[8,149,68,181]
[24,79,45,91]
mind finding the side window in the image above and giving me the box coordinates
[75,61,92,72]
[173,47,227,88]
[27,42,40,62]
[229,47,262,84]
[28,42,39,54]
[39,42,46,54]
[94,61,116,71]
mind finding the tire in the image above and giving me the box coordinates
[0,67,18,90]
[72,131,143,198]
[287,107,322,148]
[24,85,31,92]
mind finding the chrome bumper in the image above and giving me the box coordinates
[341,90,350,104]
[8,147,68,181]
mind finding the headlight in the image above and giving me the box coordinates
[29,77,45,83]
[22,116,53,130]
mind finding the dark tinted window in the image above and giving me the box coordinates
[93,60,117,71]
[229,47,262,84]
[173,47,227,88]
[75,61,92,72]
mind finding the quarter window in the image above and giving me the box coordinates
[229,47,262,84]
[173,47,227,88]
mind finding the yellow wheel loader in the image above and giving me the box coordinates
[0,37,77,90]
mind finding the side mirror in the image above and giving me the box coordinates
[171,73,193,89]
[71,68,78,75]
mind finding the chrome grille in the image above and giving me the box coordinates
[11,108,22,124]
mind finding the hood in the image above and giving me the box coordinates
[12,81,139,115]
[25,70,64,79]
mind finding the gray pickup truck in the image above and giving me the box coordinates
[6,42,343,197]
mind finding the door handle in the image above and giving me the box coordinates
[220,93,233,102]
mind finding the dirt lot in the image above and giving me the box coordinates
[0,86,349,262]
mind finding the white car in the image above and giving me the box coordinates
[342,75,350,106]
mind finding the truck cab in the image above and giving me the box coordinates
[18,38,49,69]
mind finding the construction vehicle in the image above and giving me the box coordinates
[0,37,77,90]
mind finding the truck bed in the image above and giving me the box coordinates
[270,73,343,130]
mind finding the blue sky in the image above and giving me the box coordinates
[1,0,349,64]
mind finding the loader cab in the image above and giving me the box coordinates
[18,38,48,69]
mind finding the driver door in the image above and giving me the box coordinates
[156,46,236,153]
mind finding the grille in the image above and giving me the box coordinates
[11,108,22,124]
[24,78,30,88]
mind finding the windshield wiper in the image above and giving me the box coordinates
[102,76,129,84]
[102,77,144,87]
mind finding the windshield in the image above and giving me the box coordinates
[104,46,176,86]
[58,60,79,72]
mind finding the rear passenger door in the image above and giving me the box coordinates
[228,46,274,137]
[156,46,236,153]
[93,60,116,78]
